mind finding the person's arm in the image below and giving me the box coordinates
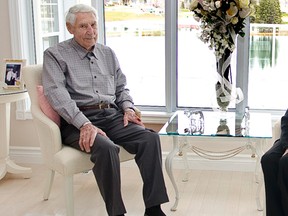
[42,48,89,129]
[280,109,288,150]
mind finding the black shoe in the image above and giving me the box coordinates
[144,205,166,216]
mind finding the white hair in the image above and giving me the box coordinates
[65,4,98,25]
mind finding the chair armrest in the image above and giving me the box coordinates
[134,106,141,118]
[272,119,281,143]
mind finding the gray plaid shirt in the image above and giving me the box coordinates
[42,38,134,129]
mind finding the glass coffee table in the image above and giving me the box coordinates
[159,110,272,211]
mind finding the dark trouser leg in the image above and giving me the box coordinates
[261,140,285,216]
[279,154,288,216]
[90,135,126,216]
[134,132,169,208]
[115,127,169,208]
[103,110,169,208]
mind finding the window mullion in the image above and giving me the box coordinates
[165,0,177,113]
[91,0,105,45]
[236,17,250,115]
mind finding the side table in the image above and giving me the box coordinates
[0,89,32,180]
[160,110,271,212]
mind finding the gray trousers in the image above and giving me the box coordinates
[60,108,169,216]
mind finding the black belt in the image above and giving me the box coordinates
[79,103,114,111]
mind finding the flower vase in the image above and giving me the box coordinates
[215,82,231,111]
[215,48,233,112]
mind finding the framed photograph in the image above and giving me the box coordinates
[3,59,26,89]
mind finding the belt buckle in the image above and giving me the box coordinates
[98,103,111,109]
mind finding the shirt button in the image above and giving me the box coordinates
[96,90,98,93]
[94,76,97,78]
[91,61,94,64]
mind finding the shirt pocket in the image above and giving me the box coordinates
[96,74,115,95]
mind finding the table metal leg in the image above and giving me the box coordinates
[179,137,190,182]
[181,148,190,182]
[165,136,180,211]
[254,139,267,211]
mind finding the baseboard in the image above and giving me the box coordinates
[9,146,43,164]
[9,146,257,172]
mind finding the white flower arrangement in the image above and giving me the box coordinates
[191,0,255,60]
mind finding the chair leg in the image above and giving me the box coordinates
[64,175,74,216]
[43,169,55,201]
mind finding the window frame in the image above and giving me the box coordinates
[33,0,66,63]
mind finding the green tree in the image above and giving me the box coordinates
[253,0,282,24]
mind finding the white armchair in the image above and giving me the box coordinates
[23,64,135,216]
[272,119,281,143]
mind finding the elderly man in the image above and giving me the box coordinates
[42,4,169,216]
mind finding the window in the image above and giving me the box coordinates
[33,0,62,63]
[104,1,166,107]
[248,0,288,110]
[249,24,288,110]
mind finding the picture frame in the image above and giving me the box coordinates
[3,59,26,89]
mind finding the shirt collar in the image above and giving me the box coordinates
[71,38,98,60]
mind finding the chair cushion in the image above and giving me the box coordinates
[37,85,60,127]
